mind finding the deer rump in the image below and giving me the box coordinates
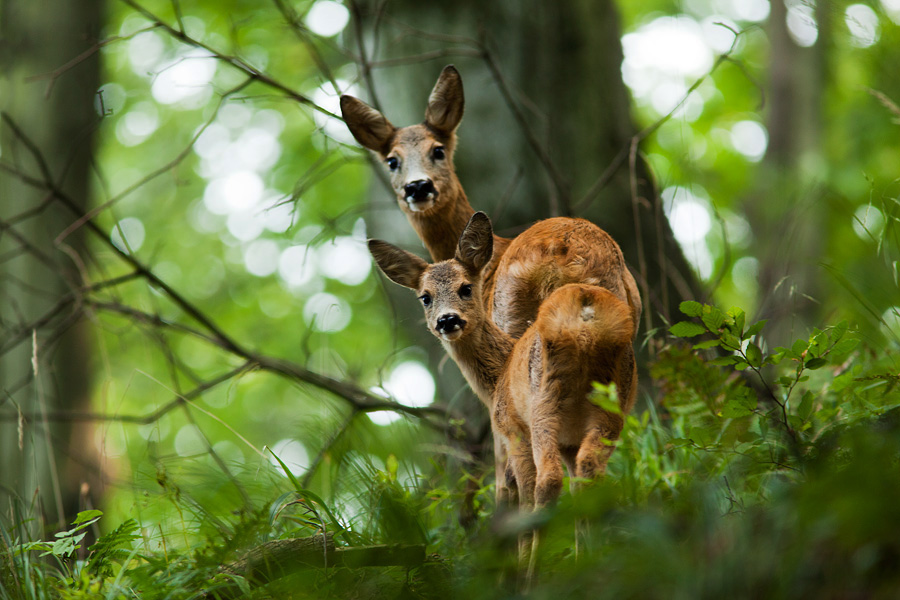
[494,284,636,492]
[487,217,641,344]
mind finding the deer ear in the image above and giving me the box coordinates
[341,96,396,154]
[425,65,464,135]
[456,212,493,272]
[368,239,428,289]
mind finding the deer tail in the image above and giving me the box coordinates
[535,284,633,354]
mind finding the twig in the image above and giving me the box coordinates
[479,38,570,214]
[119,0,339,119]
[0,364,250,425]
[54,81,254,245]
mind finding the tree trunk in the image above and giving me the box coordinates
[0,0,101,529]
[750,0,828,346]
[349,0,703,471]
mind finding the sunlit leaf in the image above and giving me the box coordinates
[746,343,763,368]
[693,339,721,350]
[670,321,707,338]
[679,300,703,317]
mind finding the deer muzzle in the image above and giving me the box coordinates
[403,179,437,205]
[435,313,466,339]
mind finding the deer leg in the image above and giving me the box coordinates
[503,435,536,575]
[575,418,622,482]
[571,417,624,557]
[561,445,586,560]
[531,417,563,509]
[526,410,563,586]
[494,432,518,512]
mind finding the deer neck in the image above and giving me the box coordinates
[407,180,477,262]
[442,319,515,408]
[406,180,512,305]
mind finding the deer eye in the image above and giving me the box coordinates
[386,157,399,171]
[419,293,432,307]
[459,284,472,299]
[431,147,446,161]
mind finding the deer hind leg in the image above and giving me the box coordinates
[501,435,536,571]
[571,417,624,557]
[494,432,518,512]
[531,405,564,509]
[575,417,622,481]
[560,445,588,560]
[526,408,564,587]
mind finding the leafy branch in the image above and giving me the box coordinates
[669,300,860,452]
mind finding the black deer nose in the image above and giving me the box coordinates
[436,313,465,333]
[404,179,436,202]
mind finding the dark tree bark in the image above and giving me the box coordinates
[348,0,704,480]
[0,0,102,528]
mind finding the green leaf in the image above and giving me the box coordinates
[735,440,759,454]
[787,415,806,433]
[592,395,623,415]
[830,338,860,358]
[766,352,786,366]
[746,343,763,369]
[87,519,140,577]
[719,387,757,418]
[268,446,303,492]
[679,300,703,317]
[709,356,739,366]
[669,321,707,338]
[687,425,715,447]
[805,357,828,370]
[701,305,726,331]
[386,454,399,478]
[693,339,721,350]
[831,320,849,342]
[809,330,827,358]
[73,510,103,525]
[49,532,85,558]
[728,307,746,336]
[758,415,769,438]
[721,334,742,350]
[267,454,352,544]
[774,346,797,360]
[798,391,815,421]
[745,320,768,339]
[832,373,854,392]
[590,382,622,414]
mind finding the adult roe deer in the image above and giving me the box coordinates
[343,66,642,526]
[369,212,637,572]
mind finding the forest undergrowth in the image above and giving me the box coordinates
[3,294,899,599]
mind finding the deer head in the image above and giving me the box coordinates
[341,65,465,215]
[368,212,493,342]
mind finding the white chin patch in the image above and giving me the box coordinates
[404,194,436,212]
[440,329,464,341]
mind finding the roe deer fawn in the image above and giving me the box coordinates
[344,65,641,511]
[369,213,638,573]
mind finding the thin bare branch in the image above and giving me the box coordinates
[119,0,340,119]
